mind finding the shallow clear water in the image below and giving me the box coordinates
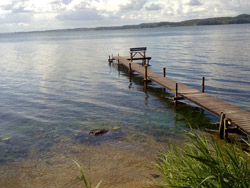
[0,24,250,186]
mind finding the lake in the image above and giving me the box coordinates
[0,24,250,187]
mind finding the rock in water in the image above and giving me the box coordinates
[89,129,109,136]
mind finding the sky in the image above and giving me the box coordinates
[0,0,249,33]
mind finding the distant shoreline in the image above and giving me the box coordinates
[2,14,250,35]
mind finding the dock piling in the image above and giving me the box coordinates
[108,55,111,63]
[175,83,178,97]
[224,118,229,140]
[202,76,205,93]
[144,65,148,81]
[129,62,132,74]
[163,67,166,77]
[219,113,226,139]
[174,83,178,106]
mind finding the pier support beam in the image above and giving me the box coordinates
[143,65,148,91]
[108,55,112,63]
[219,113,226,139]
[202,76,205,93]
[128,62,132,74]
[163,67,166,77]
[117,58,120,73]
[144,65,148,82]
[224,118,229,140]
[174,83,178,107]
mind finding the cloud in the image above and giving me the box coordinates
[0,12,33,24]
[1,0,33,13]
[57,9,103,21]
[0,0,250,32]
[187,0,203,6]
[62,0,72,5]
[145,3,162,11]
[119,0,148,11]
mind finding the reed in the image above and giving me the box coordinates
[155,132,250,188]
[73,160,102,188]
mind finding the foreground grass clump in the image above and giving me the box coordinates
[155,132,250,188]
[73,160,102,188]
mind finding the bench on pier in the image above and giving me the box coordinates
[129,47,150,65]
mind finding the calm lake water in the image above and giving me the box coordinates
[0,24,250,187]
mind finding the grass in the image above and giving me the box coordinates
[73,160,102,188]
[72,131,250,188]
[155,132,250,188]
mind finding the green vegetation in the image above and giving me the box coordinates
[155,132,250,188]
[73,160,102,188]
[94,14,250,30]
[73,131,250,187]
[27,14,250,34]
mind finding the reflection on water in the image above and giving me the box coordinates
[0,24,250,187]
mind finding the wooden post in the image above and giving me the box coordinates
[144,65,148,81]
[202,76,205,93]
[163,67,166,77]
[175,83,178,107]
[118,58,120,73]
[144,65,148,91]
[175,83,178,97]
[130,52,133,62]
[224,118,229,140]
[219,112,225,139]
[128,62,132,74]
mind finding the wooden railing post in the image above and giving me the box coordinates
[202,76,205,93]
[163,67,166,77]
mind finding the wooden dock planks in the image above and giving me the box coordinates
[113,56,250,136]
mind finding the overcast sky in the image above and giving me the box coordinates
[0,0,249,33]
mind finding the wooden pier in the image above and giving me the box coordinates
[109,50,250,140]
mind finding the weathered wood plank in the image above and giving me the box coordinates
[113,56,250,136]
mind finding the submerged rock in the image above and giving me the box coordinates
[89,128,109,136]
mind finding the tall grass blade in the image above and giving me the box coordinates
[155,131,250,188]
[73,160,91,188]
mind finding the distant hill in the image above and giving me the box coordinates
[93,14,250,31]
[15,14,250,34]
